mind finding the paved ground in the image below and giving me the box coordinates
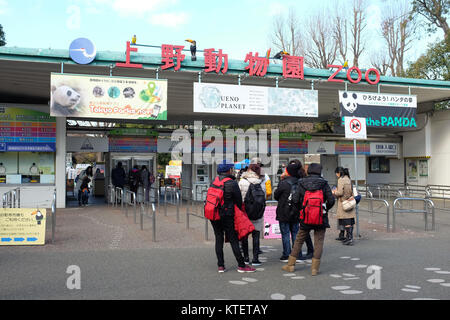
[0,197,449,300]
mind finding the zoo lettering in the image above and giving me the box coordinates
[115,41,381,85]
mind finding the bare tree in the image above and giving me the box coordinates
[350,0,367,68]
[380,1,415,76]
[302,13,339,68]
[334,13,349,64]
[370,51,390,75]
[270,8,301,56]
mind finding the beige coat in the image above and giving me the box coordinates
[334,176,356,219]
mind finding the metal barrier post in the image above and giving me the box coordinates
[51,189,56,243]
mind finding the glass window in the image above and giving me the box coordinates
[369,157,390,173]
[0,152,55,184]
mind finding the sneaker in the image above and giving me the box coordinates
[279,255,289,262]
[237,266,256,273]
[252,259,262,266]
[218,267,226,273]
[244,257,250,265]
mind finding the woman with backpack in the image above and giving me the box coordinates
[207,161,256,274]
[333,167,357,246]
[238,164,266,266]
[274,161,314,263]
[281,163,335,276]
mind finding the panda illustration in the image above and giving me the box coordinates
[264,223,271,236]
[340,92,359,114]
[51,85,82,116]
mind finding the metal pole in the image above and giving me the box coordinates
[354,139,360,237]
[152,203,156,242]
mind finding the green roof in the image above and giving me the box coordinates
[1,46,450,89]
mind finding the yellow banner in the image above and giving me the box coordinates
[0,208,46,245]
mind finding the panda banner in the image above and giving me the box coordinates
[50,73,168,120]
[339,91,417,128]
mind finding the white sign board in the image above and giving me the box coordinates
[345,117,367,140]
[370,143,398,156]
[194,82,318,117]
[165,165,182,179]
[307,141,336,155]
[66,136,109,152]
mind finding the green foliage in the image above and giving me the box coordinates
[406,39,450,81]
[157,153,172,167]
[0,24,5,47]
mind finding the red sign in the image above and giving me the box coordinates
[282,55,304,79]
[204,48,228,74]
[116,41,143,69]
[161,44,185,71]
[328,64,380,85]
[349,118,362,133]
[114,41,381,85]
[244,52,269,77]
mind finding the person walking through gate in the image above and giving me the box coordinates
[208,161,256,273]
[333,167,357,246]
[274,161,314,262]
[239,163,266,266]
[281,163,335,276]
[140,165,150,202]
[76,166,93,206]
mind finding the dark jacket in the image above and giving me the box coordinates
[217,174,243,217]
[294,174,335,230]
[274,176,299,223]
[111,166,126,187]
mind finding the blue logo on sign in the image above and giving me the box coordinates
[69,38,96,65]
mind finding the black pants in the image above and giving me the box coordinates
[241,230,260,260]
[211,215,245,268]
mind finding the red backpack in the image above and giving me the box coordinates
[300,190,324,225]
[204,177,232,221]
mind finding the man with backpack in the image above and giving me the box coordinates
[274,161,314,262]
[205,161,256,273]
[238,163,266,266]
[281,163,335,276]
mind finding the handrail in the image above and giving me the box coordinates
[364,198,390,232]
[392,197,435,232]
[186,188,209,240]
[124,190,136,221]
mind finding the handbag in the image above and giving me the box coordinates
[342,197,356,211]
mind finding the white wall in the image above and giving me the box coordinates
[402,113,431,158]
[338,155,366,182]
[430,110,450,186]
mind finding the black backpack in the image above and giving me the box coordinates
[286,179,299,220]
[244,182,266,220]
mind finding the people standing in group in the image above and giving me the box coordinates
[208,161,256,273]
[238,163,266,266]
[333,167,357,246]
[111,162,126,190]
[76,166,93,206]
[281,163,335,276]
[274,161,314,263]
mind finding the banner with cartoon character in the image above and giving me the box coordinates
[194,82,318,117]
[50,73,168,120]
[0,208,46,245]
[339,91,417,128]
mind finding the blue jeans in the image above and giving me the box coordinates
[279,221,314,258]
